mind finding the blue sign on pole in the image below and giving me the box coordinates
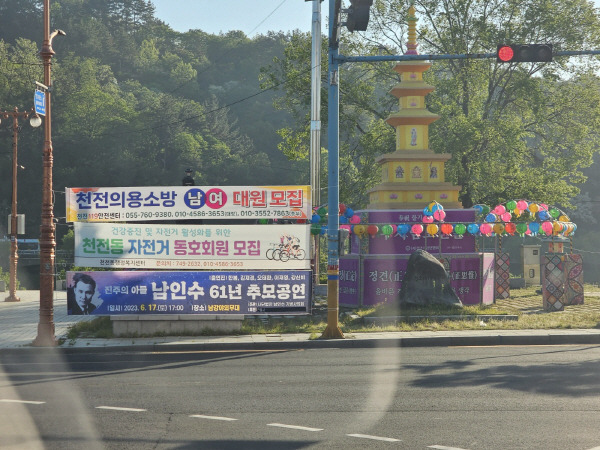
[34,89,46,115]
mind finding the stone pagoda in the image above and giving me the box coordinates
[367,6,462,209]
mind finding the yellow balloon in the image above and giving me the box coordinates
[354,225,366,237]
[426,224,439,236]
[528,203,539,213]
[493,223,505,235]
[559,215,570,222]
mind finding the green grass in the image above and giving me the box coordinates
[65,285,600,339]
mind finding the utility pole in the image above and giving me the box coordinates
[34,0,64,346]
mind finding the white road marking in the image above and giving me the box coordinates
[0,399,45,405]
[189,414,238,421]
[267,423,323,432]
[95,406,146,412]
[347,433,400,442]
[429,446,471,450]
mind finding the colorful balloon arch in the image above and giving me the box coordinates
[298,201,576,239]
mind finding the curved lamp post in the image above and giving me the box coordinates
[2,108,41,302]
[33,0,65,346]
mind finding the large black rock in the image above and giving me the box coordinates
[398,249,462,307]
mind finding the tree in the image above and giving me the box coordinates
[264,0,600,210]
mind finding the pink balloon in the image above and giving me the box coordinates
[422,215,434,223]
[479,223,492,235]
[340,224,351,233]
[390,224,398,234]
[541,221,553,234]
[494,204,506,215]
[411,224,423,235]
[501,212,512,222]
[433,210,446,221]
[350,214,361,224]
[516,200,528,211]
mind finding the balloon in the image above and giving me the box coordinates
[479,223,492,235]
[538,210,550,221]
[440,223,453,235]
[317,207,327,216]
[559,215,570,222]
[310,224,321,235]
[494,204,506,215]
[339,215,348,224]
[528,203,539,213]
[516,223,528,235]
[467,223,479,235]
[426,224,439,236]
[501,212,512,222]
[422,215,434,223]
[433,209,446,221]
[350,214,361,224]
[473,204,483,214]
[506,200,517,211]
[423,207,434,216]
[411,224,424,235]
[381,224,394,236]
[493,223,505,235]
[529,222,540,234]
[320,215,327,224]
[431,203,442,213]
[454,223,466,235]
[390,224,398,235]
[481,205,490,215]
[354,224,366,237]
[541,221,553,234]
[505,223,516,235]
[549,208,560,219]
[399,224,410,235]
[338,203,346,214]
[344,207,354,218]
[485,213,497,223]
[553,221,563,234]
[516,200,528,211]
[320,225,328,235]
[367,224,379,237]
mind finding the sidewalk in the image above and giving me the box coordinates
[1,290,600,353]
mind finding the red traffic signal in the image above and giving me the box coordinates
[496,44,553,63]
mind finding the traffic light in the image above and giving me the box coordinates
[345,0,373,32]
[496,44,553,63]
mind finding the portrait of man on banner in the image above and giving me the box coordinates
[67,272,102,315]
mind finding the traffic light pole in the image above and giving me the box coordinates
[320,0,344,339]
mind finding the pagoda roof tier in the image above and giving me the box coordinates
[386,111,440,126]
[367,182,462,193]
[368,200,464,209]
[392,61,432,73]
[375,151,452,163]
[389,82,435,98]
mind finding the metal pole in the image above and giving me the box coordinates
[34,0,62,346]
[5,110,21,302]
[310,0,322,295]
[321,0,343,339]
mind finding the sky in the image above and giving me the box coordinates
[151,0,314,36]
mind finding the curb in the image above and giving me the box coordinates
[2,332,600,355]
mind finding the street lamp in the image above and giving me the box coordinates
[33,0,65,346]
[1,107,42,303]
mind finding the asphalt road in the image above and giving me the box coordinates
[1,345,600,449]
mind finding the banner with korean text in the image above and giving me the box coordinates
[66,186,310,222]
[74,223,311,270]
[66,270,311,316]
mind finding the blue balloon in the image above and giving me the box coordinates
[344,207,354,218]
[423,207,433,216]
[339,215,348,224]
[473,204,483,214]
[529,222,540,233]
[431,203,441,213]
[485,213,497,223]
[398,224,410,235]
[320,225,328,235]
[467,223,479,235]
[311,214,321,224]
[538,210,550,220]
